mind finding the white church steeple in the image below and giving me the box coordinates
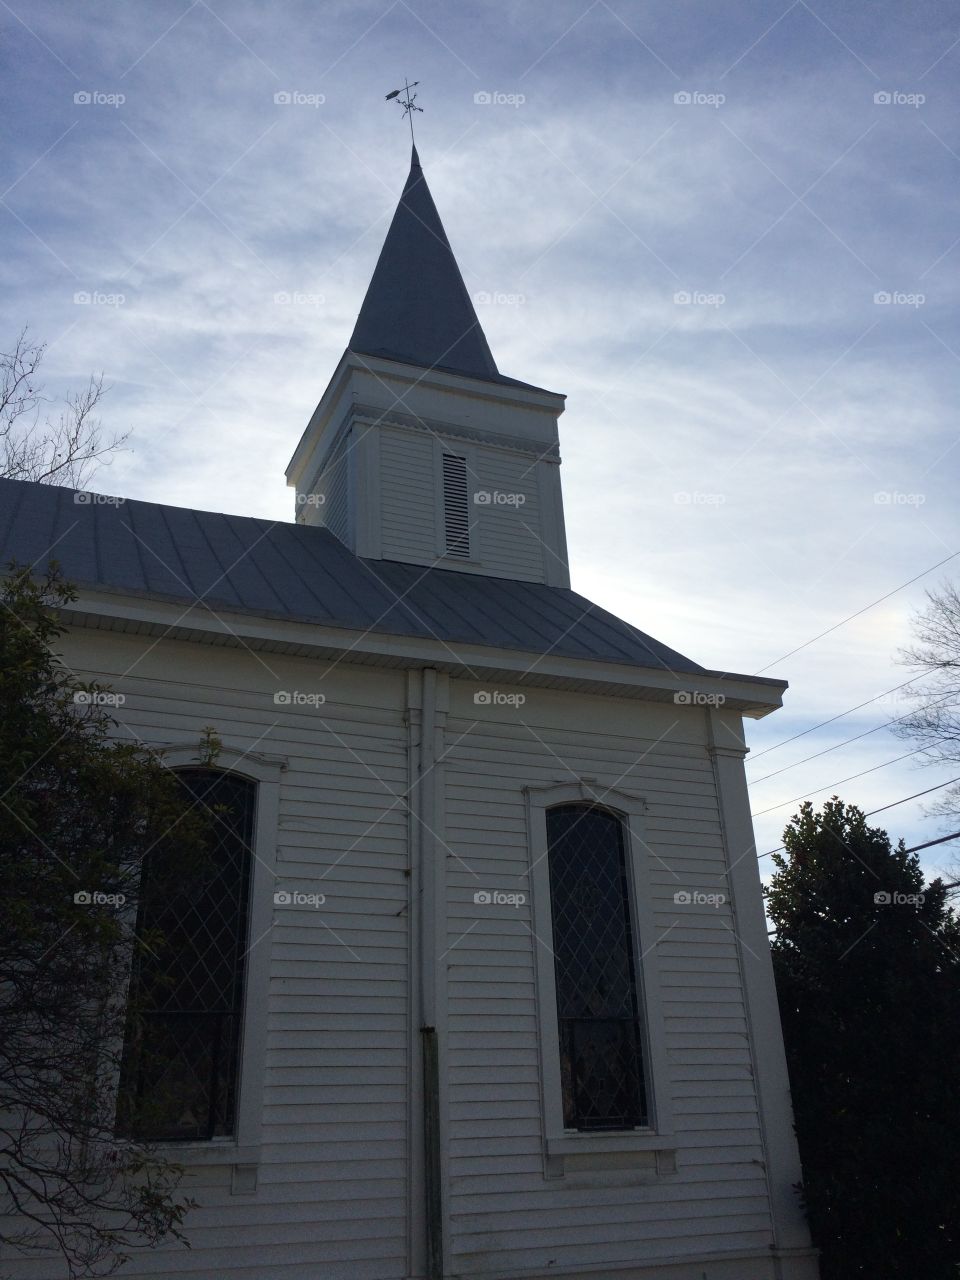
[285,146,570,587]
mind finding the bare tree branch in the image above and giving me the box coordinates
[1,329,128,489]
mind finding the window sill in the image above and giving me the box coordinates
[152,1140,261,1168]
[546,1129,673,1157]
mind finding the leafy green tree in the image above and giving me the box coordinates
[0,564,209,1276]
[767,797,960,1279]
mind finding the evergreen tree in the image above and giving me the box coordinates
[768,797,960,1279]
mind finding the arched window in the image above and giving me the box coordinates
[546,803,647,1131]
[118,768,256,1141]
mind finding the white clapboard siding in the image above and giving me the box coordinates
[13,634,414,1280]
[379,426,437,561]
[440,710,772,1274]
[473,449,544,580]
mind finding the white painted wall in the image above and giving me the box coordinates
[0,625,817,1280]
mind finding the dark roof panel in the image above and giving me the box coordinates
[0,477,705,675]
[349,146,504,384]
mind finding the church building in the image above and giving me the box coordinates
[0,145,819,1279]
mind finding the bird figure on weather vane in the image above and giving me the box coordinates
[385,79,423,144]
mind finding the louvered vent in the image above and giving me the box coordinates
[442,453,471,558]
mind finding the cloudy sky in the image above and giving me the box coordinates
[3,0,959,874]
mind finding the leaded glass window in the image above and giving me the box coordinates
[546,803,647,1130]
[118,769,255,1141]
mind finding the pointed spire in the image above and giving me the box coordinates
[349,146,501,382]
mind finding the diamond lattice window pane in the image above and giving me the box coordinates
[547,804,647,1130]
[119,770,254,1140]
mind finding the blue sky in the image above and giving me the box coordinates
[3,0,960,873]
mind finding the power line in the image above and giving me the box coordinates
[748,691,951,785]
[757,773,960,859]
[903,830,960,855]
[751,744,938,818]
[752,550,959,676]
[747,673,926,764]
[865,775,960,816]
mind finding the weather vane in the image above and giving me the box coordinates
[385,79,422,146]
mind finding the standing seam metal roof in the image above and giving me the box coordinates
[0,477,705,675]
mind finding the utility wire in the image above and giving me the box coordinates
[748,691,951,785]
[752,549,959,676]
[758,773,960,859]
[747,673,927,764]
[751,744,938,818]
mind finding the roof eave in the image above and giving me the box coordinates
[57,587,787,719]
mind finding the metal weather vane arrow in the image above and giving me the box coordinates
[385,79,422,145]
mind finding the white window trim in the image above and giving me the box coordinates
[432,437,481,564]
[145,744,285,1171]
[525,781,674,1158]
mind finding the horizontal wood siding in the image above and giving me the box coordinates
[1,634,411,1280]
[379,427,436,562]
[474,449,544,581]
[441,703,773,1275]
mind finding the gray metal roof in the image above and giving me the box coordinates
[349,146,509,385]
[0,477,705,675]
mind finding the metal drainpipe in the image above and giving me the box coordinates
[419,667,444,1279]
